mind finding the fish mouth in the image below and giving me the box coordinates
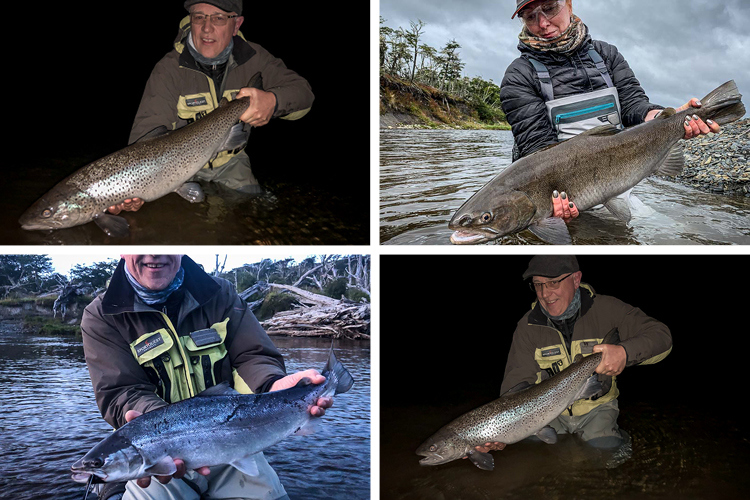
[449,229,496,245]
[417,453,451,466]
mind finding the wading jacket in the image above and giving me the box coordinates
[81,256,286,430]
[500,33,663,159]
[128,16,314,170]
[500,284,672,416]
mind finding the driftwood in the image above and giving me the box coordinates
[240,282,370,340]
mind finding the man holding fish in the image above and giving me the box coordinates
[109,0,313,215]
[79,254,333,500]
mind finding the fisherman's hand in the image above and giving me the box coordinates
[124,410,211,488]
[592,344,627,377]
[461,442,506,460]
[107,198,144,215]
[677,98,720,139]
[270,370,333,417]
[552,191,579,223]
[236,87,276,127]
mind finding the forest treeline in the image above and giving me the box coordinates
[380,17,506,123]
[0,255,371,304]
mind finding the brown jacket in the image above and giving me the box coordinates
[500,284,672,416]
[81,256,286,429]
[129,16,314,168]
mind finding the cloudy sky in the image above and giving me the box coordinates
[379,0,750,114]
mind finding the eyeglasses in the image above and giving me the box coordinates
[529,273,573,293]
[518,0,566,26]
[190,13,238,26]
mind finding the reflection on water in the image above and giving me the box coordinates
[381,400,750,500]
[380,129,750,245]
[0,324,370,500]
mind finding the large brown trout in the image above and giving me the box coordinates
[19,73,263,238]
[416,330,620,470]
[449,80,745,245]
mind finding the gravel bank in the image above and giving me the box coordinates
[672,118,749,197]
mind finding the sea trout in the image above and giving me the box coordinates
[19,73,264,238]
[416,330,621,471]
[449,80,745,245]
[71,346,354,484]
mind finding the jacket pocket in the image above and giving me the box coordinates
[130,329,179,403]
[183,318,230,392]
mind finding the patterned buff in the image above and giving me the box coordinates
[540,288,581,321]
[124,264,185,305]
[519,14,588,54]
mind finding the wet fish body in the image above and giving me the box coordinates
[19,74,263,237]
[71,346,354,483]
[449,80,745,244]
[416,351,604,471]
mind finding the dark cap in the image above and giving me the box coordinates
[522,255,579,280]
[184,0,242,15]
[512,0,538,19]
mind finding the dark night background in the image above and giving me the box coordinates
[7,1,369,244]
[380,253,749,498]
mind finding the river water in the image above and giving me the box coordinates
[380,129,750,245]
[0,323,370,500]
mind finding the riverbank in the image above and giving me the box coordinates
[379,74,510,130]
[670,118,749,197]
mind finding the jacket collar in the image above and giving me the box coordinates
[528,282,596,326]
[174,16,256,72]
[101,255,220,315]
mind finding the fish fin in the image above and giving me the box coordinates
[578,123,621,137]
[294,377,313,388]
[535,426,558,444]
[198,381,240,397]
[246,71,263,90]
[215,122,251,155]
[324,345,355,395]
[466,449,494,471]
[528,217,572,245]
[574,374,603,401]
[94,213,130,238]
[603,197,632,223]
[293,420,318,436]
[660,107,676,118]
[144,456,177,476]
[625,191,655,218]
[136,125,170,142]
[174,182,205,203]
[654,144,685,177]
[601,327,621,346]
[231,454,260,477]
[500,381,532,397]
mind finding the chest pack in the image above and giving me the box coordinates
[528,47,623,141]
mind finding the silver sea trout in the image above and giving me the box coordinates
[71,346,354,484]
[416,330,621,471]
[449,80,745,245]
[19,73,264,238]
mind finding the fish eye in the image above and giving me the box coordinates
[429,445,437,452]
[481,212,492,223]
[41,208,53,218]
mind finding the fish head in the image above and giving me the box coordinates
[71,434,144,483]
[416,427,471,466]
[449,188,537,244]
[19,186,93,231]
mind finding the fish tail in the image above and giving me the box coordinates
[699,80,745,126]
[325,344,355,395]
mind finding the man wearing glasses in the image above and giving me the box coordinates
[471,255,672,456]
[109,0,314,214]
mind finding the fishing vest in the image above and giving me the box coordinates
[528,47,624,141]
[530,285,619,417]
[129,315,253,404]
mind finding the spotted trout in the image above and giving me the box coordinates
[416,330,621,471]
[71,346,354,484]
[19,73,264,238]
[449,80,745,245]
